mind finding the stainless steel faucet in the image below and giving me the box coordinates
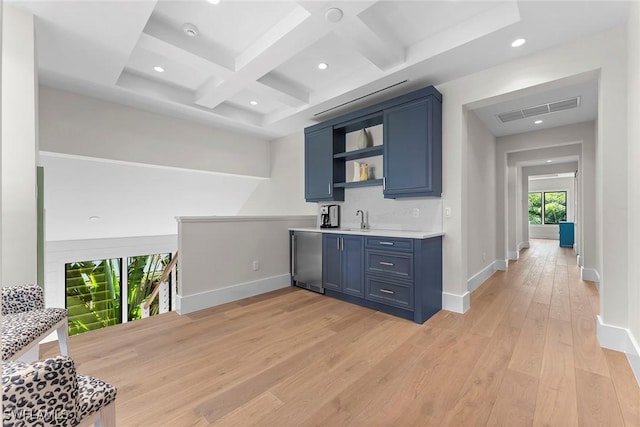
[356,210,367,230]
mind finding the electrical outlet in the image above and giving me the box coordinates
[412,208,420,218]
[252,260,259,271]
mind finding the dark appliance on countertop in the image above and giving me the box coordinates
[320,204,340,228]
[291,231,323,294]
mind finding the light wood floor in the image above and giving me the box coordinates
[42,240,640,426]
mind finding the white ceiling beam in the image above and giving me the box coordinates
[254,74,309,107]
[332,16,405,71]
[194,6,330,109]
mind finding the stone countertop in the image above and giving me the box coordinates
[288,227,444,239]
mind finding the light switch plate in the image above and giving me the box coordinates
[444,207,452,218]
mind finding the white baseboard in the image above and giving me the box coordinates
[176,274,290,315]
[467,261,499,293]
[518,241,530,251]
[508,250,519,261]
[597,316,640,384]
[442,291,470,314]
[581,267,601,285]
[494,259,508,271]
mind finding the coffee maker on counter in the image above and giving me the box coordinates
[320,204,340,228]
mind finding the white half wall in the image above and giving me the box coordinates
[176,215,316,314]
[40,153,265,241]
[2,6,38,285]
[466,110,497,284]
[38,85,271,178]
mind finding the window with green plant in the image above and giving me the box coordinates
[65,258,122,336]
[528,191,567,225]
[127,253,171,321]
[65,253,173,336]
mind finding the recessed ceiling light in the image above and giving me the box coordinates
[88,216,101,221]
[546,160,553,163]
[325,8,343,23]
[183,23,199,37]
[318,63,328,70]
[207,0,220,4]
[511,38,526,47]
[534,120,543,124]
[250,100,258,106]
[153,66,165,73]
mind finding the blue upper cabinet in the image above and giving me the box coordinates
[383,96,442,198]
[305,127,343,202]
[304,86,442,201]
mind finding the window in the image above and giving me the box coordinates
[65,258,122,336]
[65,253,173,336]
[528,191,567,225]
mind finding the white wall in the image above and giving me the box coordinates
[466,110,497,290]
[437,25,625,316]
[1,6,38,285]
[626,1,640,380]
[528,176,575,240]
[38,86,271,178]
[40,153,265,241]
[239,131,316,216]
[176,215,315,314]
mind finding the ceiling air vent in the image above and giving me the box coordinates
[496,96,581,123]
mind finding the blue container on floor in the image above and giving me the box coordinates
[559,221,574,248]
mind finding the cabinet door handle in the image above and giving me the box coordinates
[341,237,344,251]
[337,237,340,251]
[379,261,394,266]
[379,241,394,246]
[383,177,386,190]
[328,183,331,194]
[380,288,395,295]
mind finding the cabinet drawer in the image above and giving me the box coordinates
[365,236,413,251]
[366,250,413,279]
[366,276,413,310]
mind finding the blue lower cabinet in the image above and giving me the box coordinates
[322,234,364,297]
[559,222,575,248]
[323,235,442,324]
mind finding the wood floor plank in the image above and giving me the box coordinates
[604,348,640,426]
[508,302,550,377]
[572,313,611,377]
[441,323,521,426]
[486,368,539,426]
[532,318,579,426]
[575,368,626,426]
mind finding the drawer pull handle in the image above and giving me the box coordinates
[379,261,394,266]
[380,289,395,295]
[379,242,394,246]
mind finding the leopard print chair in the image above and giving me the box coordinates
[2,355,117,427]
[2,285,68,361]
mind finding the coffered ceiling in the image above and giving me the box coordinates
[15,0,630,139]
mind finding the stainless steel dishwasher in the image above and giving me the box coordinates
[290,231,323,294]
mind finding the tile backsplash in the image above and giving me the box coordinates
[317,185,442,232]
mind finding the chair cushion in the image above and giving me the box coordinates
[2,356,79,426]
[2,308,68,360]
[2,285,45,315]
[77,374,118,419]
